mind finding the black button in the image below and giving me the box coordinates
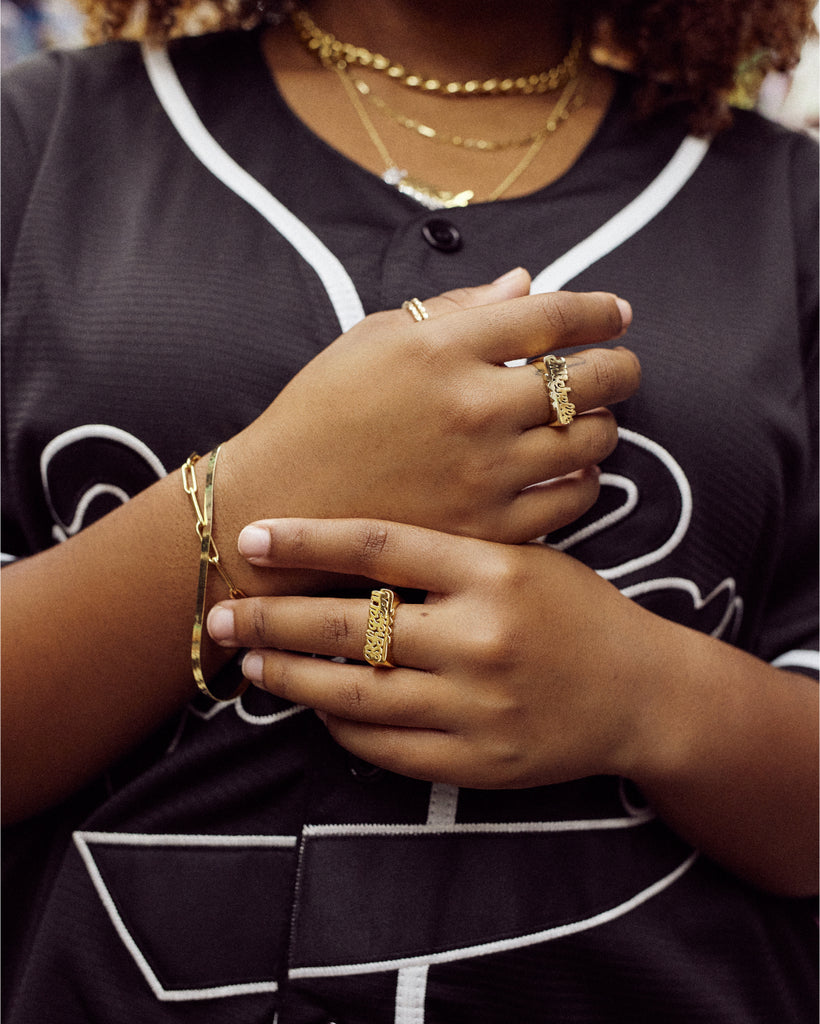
[347,753,383,781]
[421,218,462,252]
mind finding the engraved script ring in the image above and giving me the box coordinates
[402,297,430,323]
[533,354,576,427]
[363,587,401,667]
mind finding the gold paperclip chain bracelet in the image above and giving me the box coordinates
[182,447,248,702]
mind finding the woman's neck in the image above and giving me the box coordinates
[264,2,613,205]
[300,0,574,82]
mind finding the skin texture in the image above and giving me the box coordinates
[261,1,618,202]
[209,516,819,897]
[78,0,814,137]
[4,0,816,906]
[2,274,639,822]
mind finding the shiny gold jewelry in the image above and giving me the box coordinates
[484,77,582,202]
[293,8,581,97]
[352,75,551,151]
[364,588,400,667]
[402,297,429,322]
[183,448,248,702]
[334,62,473,208]
[533,355,576,426]
[335,61,583,208]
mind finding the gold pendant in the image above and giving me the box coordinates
[382,167,474,209]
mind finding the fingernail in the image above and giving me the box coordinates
[238,524,270,559]
[207,604,235,643]
[242,651,264,682]
[492,266,525,284]
[615,298,633,329]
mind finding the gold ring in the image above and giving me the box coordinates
[363,588,400,667]
[533,354,576,427]
[402,297,429,323]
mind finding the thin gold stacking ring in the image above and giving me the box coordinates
[402,297,430,322]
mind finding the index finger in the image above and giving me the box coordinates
[237,517,486,594]
[430,290,631,364]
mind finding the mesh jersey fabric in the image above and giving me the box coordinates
[2,28,818,1024]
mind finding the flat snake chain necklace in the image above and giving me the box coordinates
[336,64,583,207]
[292,10,585,208]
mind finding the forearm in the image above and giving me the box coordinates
[619,616,819,896]
[0,459,336,823]
[2,285,640,821]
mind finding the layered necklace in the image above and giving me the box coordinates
[291,8,585,208]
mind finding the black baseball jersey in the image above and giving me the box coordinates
[2,29,818,1024]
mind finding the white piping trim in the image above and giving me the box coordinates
[303,811,654,838]
[40,423,167,483]
[188,697,308,727]
[531,134,711,292]
[397,783,459,1021]
[76,830,297,847]
[141,42,366,333]
[53,483,131,537]
[290,851,698,978]
[554,427,692,580]
[620,576,742,640]
[550,472,638,550]
[395,965,429,1024]
[426,783,459,826]
[772,650,820,672]
[40,424,167,541]
[74,831,295,1001]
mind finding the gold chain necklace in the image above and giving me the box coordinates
[293,8,581,97]
[334,62,583,208]
[350,75,552,151]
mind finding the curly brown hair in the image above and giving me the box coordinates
[76,0,814,134]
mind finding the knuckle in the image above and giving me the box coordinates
[353,521,391,563]
[445,379,496,435]
[320,606,355,646]
[438,286,476,311]
[338,675,367,715]
[287,521,315,560]
[479,546,523,590]
[270,654,295,701]
[470,623,522,668]
[539,291,576,335]
[589,348,622,401]
[248,601,272,644]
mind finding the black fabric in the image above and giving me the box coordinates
[2,29,818,1024]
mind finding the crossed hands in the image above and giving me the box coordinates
[209,270,648,787]
[221,267,640,547]
[208,516,658,789]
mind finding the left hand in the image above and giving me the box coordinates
[207,517,658,789]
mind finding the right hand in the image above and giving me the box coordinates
[222,268,640,548]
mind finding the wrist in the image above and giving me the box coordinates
[204,435,362,599]
[599,606,701,787]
